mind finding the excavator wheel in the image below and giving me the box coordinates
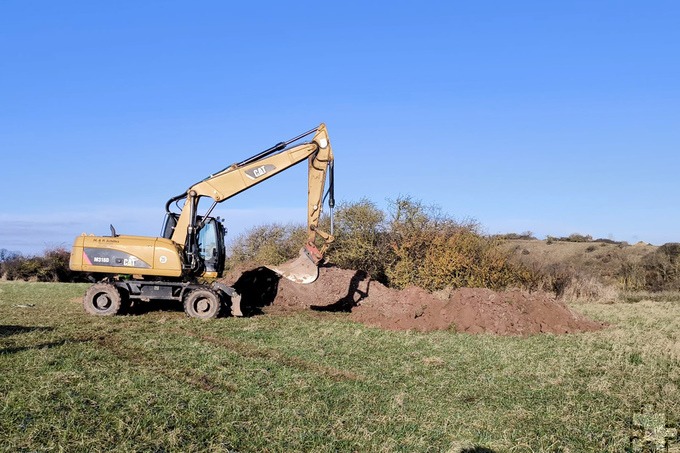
[117,286,132,314]
[183,288,222,319]
[83,283,124,316]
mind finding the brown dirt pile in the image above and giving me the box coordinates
[220,265,604,335]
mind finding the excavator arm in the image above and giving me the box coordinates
[167,123,335,282]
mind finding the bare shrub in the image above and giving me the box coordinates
[593,238,624,245]
[227,223,307,268]
[42,248,76,282]
[567,233,593,243]
[522,262,617,302]
[1,248,76,282]
[639,243,680,291]
[494,231,536,240]
[545,233,594,243]
[618,262,647,291]
[562,275,618,302]
[326,199,389,281]
[614,243,680,292]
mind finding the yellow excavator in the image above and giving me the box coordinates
[69,124,335,318]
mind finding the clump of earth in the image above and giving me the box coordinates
[219,265,604,335]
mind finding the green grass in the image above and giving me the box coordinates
[1,282,679,452]
[619,290,680,303]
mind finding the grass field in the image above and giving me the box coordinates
[1,282,679,452]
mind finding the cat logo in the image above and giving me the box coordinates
[245,164,276,180]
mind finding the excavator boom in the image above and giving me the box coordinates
[167,123,335,283]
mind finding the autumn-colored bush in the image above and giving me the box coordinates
[227,197,534,292]
[228,199,680,298]
[325,199,389,281]
[226,222,308,268]
[380,197,530,291]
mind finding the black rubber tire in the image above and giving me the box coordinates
[183,288,222,319]
[84,283,123,316]
[117,286,132,314]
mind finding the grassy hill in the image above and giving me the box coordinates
[503,238,657,287]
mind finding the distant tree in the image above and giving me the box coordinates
[0,249,21,279]
[0,248,21,262]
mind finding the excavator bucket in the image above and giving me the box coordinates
[267,247,319,284]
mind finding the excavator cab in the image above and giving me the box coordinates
[197,217,226,275]
[161,213,226,277]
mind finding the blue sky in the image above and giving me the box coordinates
[1,1,679,254]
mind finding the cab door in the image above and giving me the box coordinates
[197,218,226,276]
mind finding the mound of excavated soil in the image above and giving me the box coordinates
[219,265,604,335]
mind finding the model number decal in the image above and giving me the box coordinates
[83,248,151,269]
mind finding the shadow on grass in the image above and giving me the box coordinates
[461,447,496,453]
[116,266,371,318]
[0,325,54,338]
[119,267,282,318]
[0,337,91,355]
[231,267,280,316]
[126,299,184,316]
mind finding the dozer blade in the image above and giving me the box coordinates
[267,247,319,284]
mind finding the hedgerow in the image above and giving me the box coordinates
[0,248,80,282]
[228,197,533,292]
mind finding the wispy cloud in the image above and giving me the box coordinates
[0,206,307,255]
[0,208,157,253]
